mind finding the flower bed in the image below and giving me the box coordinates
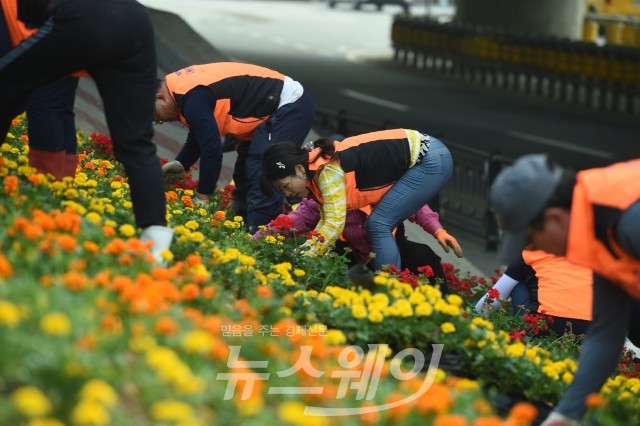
[0,117,638,425]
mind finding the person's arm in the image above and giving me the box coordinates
[252,198,320,239]
[474,253,530,313]
[179,86,223,198]
[302,163,347,256]
[615,199,640,259]
[174,132,202,171]
[408,205,463,257]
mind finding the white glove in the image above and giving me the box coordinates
[540,412,581,426]
[140,226,174,265]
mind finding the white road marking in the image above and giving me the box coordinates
[341,89,410,112]
[507,131,615,159]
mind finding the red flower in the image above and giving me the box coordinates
[417,265,434,278]
[487,288,500,300]
[270,215,294,232]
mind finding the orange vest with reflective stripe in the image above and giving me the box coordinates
[1,0,88,77]
[306,128,411,213]
[567,159,640,299]
[1,0,36,44]
[522,250,593,320]
[164,63,285,141]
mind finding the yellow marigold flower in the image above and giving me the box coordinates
[181,330,215,354]
[264,235,277,244]
[440,322,456,334]
[185,220,199,230]
[160,250,174,263]
[173,209,184,215]
[129,335,157,353]
[562,372,574,384]
[150,400,194,422]
[64,188,78,199]
[104,204,115,215]
[506,342,526,358]
[71,400,110,426]
[189,232,205,243]
[26,418,65,426]
[408,291,426,305]
[0,300,22,327]
[351,304,368,319]
[236,396,264,417]
[85,212,101,225]
[197,208,207,216]
[324,329,347,346]
[239,254,256,266]
[373,275,388,285]
[446,294,463,307]
[233,215,243,222]
[415,302,434,317]
[110,181,122,189]
[10,386,52,417]
[119,224,136,238]
[279,400,330,426]
[80,380,117,408]
[40,312,71,336]
[122,201,132,209]
[293,268,305,277]
[368,310,384,323]
[104,220,117,228]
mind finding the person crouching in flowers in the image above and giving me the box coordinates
[260,128,453,271]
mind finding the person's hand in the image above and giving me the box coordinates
[540,412,580,426]
[162,160,185,181]
[434,228,463,258]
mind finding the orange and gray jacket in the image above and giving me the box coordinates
[164,63,285,140]
[306,128,413,212]
[567,159,640,299]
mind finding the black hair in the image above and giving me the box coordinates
[260,138,340,195]
[528,158,576,230]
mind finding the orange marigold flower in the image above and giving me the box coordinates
[202,286,216,299]
[39,274,54,287]
[69,259,87,271]
[84,162,95,170]
[208,337,230,361]
[165,191,178,203]
[63,271,89,291]
[186,254,202,266]
[4,175,20,196]
[472,416,504,426]
[92,271,111,288]
[76,334,96,351]
[155,317,178,335]
[27,174,44,185]
[103,226,116,238]
[56,234,78,252]
[508,402,537,422]
[386,392,411,420]
[0,253,14,278]
[256,286,272,299]
[181,195,194,208]
[358,402,380,425]
[585,393,606,408]
[83,241,100,254]
[101,314,122,332]
[118,254,134,266]
[434,414,467,426]
[104,239,127,255]
[182,284,200,301]
[214,211,226,221]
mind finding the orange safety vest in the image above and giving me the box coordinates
[164,62,285,141]
[306,128,411,213]
[1,0,36,44]
[522,250,593,320]
[1,0,88,78]
[567,159,640,299]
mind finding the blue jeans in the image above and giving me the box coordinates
[366,137,453,270]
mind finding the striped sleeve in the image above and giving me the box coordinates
[305,162,347,256]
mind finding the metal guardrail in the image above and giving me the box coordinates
[313,108,514,250]
[392,16,640,115]
[583,13,640,47]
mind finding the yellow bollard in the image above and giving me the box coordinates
[604,21,624,45]
[583,20,600,43]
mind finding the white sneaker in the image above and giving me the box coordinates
[140,225,174,265]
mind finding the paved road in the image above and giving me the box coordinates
[142,0,639,170]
